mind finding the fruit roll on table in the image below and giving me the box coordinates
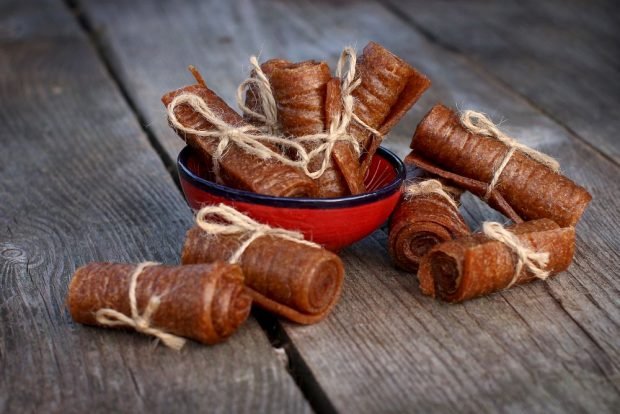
[162,79,317,198]
[181,226,345,324]
[388,180,470,272]
[405,104,592,227]
[67,262,251,345]
[351,42,431,174]
[418,219,575,303]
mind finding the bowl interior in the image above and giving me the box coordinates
[179,146,404,206]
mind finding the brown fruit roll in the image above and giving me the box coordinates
[162,80,317,198]
[269,60,331,137]
[324,78,366,195]
[351,42,431,174]
[388,181,470,272]
[418,219,575,303]
[267,60,351,197]
[405,104,592,227]
[181,227,345,324]
[67,262,252,346]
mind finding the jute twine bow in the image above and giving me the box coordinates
[236,55,279,134]
[95,261,187,351]
[482,222,550,289]
[404,179,459,210]
[333,46,384,143]
[166,47,382,182]
[460,111,560,201]
[196,203,320,264]
[166,93,308,182]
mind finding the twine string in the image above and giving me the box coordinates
[167,93,310,180]
[95,262,187,351]
[482,222,550,289]
[335,47,383,142]
[404,179,459,210]
[460,110,560,201]
[236,56,279,134]
[195,204,320,264]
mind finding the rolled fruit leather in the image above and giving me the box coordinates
[418,219,575,303]
[270,60,352,197]
[324,78,366,195]
[351,42,431,174]
[405,104,592,227]
[162,70,317,197]
[388,180,470,272]
[248,59,361,197]
[181,226,345,325]
[67,262,252,345]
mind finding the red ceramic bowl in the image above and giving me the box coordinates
[178,146,405,251]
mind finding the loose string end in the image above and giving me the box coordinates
[482,221,551,288]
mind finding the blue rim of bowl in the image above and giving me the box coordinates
[177,145,405,209]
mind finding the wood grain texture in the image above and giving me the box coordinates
[0,1,310,413]
[383,0,620,162]
[76,0,620,412]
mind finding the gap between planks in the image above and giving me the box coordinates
[65,0,178,183]
[378,0,620,168]
[62,0,328,411]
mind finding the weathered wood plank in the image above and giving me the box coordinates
[383,0,620,162]
[77,0,620,411]
[0,1,310,413]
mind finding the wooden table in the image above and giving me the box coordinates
[2,0,618,412]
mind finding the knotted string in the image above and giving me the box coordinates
[195,204,320,264]
[236,55,279,134]
[167,93,309,181]
[167,47,382,182]
[95,262,187,351]
[335,47,383,141]
[482,222,550,289]
[404,179,459,210]
[460,110,560,201]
